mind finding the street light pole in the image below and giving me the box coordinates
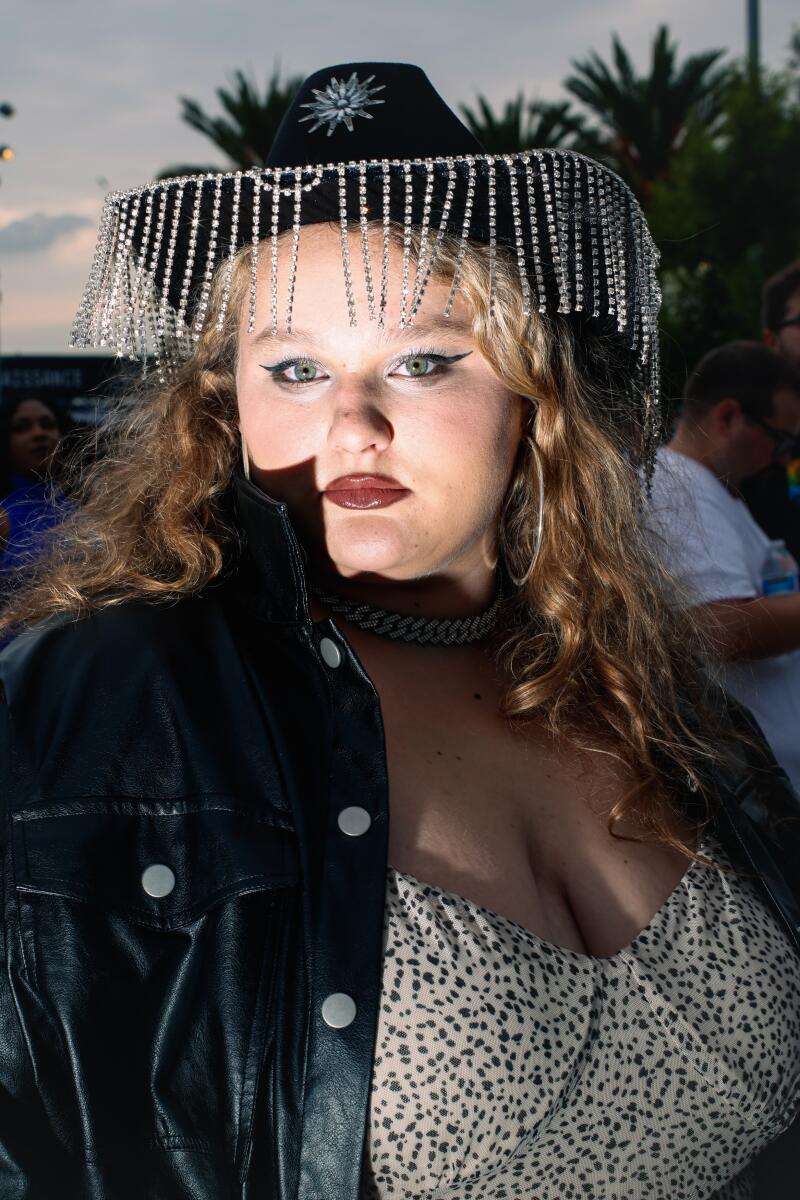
[747,0,760,75]
[0,101,15,408]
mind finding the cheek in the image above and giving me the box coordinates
[237,384,321,468]
[444,386,520,459]
[420,393,520,495]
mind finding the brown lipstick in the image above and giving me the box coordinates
[324,474,410,510]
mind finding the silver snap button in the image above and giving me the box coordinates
[321,992,357,1029]
[141,863,176,898]
[337,806,372,837]
[319,637,342,669]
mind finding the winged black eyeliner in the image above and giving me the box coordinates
[259,351,473,375]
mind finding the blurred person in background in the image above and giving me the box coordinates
[740,261,800,560]
[763,260,800,371]
[0,396,71,578]
[647,341,800,792]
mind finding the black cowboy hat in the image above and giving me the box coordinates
[71,61,661,448]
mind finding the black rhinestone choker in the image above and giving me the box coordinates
[310,578,506,646]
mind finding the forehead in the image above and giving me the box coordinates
[12,399,55,421]
[239,222,474,354]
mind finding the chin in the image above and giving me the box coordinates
[324,527,416,580]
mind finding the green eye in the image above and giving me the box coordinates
[262,357,327,387]
[401,355,434,377]
[288,360,318,383]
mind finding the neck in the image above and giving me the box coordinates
[307,566,507,650]
[668,425,741,494]
[309,563,500,623]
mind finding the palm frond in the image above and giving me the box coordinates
[163,64,304,174]
[565,26,728,199]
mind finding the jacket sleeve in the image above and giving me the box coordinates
[708,687,800,950]
[719,691,800,828]
[0,680,76,1197]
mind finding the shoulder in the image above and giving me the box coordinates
[0,591,228,719]
[649,448,727,517]
[0,589,243,802]
[647,450,763,591]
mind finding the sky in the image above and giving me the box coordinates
[2,0,797,354]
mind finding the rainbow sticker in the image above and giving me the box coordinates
[788,458,800,504]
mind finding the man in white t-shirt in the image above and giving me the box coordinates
[647,341,800,792]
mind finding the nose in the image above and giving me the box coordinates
[328,389,392,456]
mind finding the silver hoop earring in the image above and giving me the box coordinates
[503,410,545,590]
[529,435,545,576]
[240,428,250,481]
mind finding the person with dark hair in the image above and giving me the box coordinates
[744,261,800,560]
[647,340,800,790]
[763,260,800,371]
[0,396,70,578]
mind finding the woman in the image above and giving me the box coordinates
[0,394,69,576]
[0,63,798,1200]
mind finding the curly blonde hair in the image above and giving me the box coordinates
[0,226,727,858]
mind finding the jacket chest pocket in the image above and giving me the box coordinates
[8,801,299,1172]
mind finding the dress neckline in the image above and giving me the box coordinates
[387,835,716,965]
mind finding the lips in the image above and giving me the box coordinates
[324,475,410,510]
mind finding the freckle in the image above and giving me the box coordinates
[436,750,443,756]
[473,692,482,701]
[455,755,462,761]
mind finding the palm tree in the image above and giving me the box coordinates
[788,25,800,74]
[158,66,304,180]
[459,94,590,154]
[564,25,729,200]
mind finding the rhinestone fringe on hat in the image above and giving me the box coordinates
[71,151,662,446]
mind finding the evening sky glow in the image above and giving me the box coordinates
[2,0,797,352]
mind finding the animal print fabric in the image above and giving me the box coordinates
[360,835,800,1199]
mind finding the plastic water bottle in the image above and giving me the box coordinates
[761,539,800,595]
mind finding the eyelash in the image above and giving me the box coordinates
[262,349,464,388]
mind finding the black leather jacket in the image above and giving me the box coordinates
[1,472,799,1200]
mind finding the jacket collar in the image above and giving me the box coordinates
[228,470,312,626]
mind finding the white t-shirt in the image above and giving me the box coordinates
[646,446,800,794]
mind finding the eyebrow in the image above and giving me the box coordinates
[249,315,472,353]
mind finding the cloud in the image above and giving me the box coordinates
[51,224,102,267]
[0,212,92,255]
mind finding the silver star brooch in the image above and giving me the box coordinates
[298,72,386,136]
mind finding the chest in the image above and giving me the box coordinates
[349,634,694,958]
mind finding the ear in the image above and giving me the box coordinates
[763,328,778,349]
[711,396,742,433]
[516,394,537,439]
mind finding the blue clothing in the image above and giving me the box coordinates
[0,474,69,576]
[0,475,72,648]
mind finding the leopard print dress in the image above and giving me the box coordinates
[360,834,800,1199]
